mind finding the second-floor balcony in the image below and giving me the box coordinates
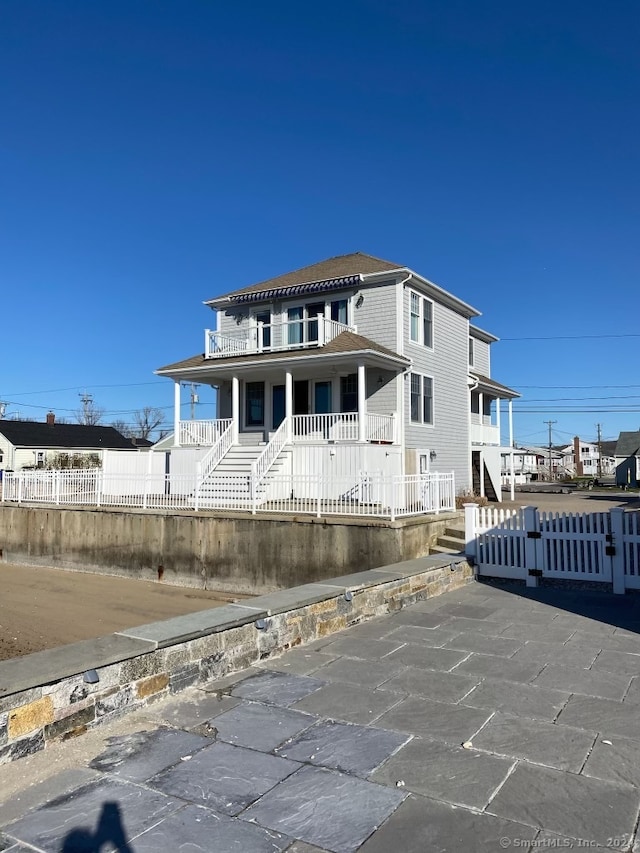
[470,412,500,446]
[205,316,356,359]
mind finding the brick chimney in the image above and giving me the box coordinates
[46,411,55,426]
[573,435,583,477]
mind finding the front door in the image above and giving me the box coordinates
[294,380,309,415]
[314,381,332,414]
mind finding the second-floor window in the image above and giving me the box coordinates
[469,337,474,366]
[410,373,434,425]
[288,301,341,346]
[410,291,433,348]
[254,310,271,349]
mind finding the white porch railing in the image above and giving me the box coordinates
[250,416,290,494]
[465,504,640,593]
[205,316,355,359]
[293,413,358,442]
[292,412,396,443]
[366,413,396,443]
[2,470,455,519]
[196,419,235,486]
[179,419,232,446]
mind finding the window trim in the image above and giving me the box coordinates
[410,372,434,426]
[408,289,434,349]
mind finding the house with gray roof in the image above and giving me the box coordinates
[615,431,640,488]
[0,413,138,472]
[156,252,519,505]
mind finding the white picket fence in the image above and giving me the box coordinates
[2,470,455,520]
[464,504,640,594]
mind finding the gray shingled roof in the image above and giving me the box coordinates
[0,420,136,450]
[208,253,403,303]
[470,372,520,398]
[615,431,640,457]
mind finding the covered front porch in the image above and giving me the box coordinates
[170,350,407,449]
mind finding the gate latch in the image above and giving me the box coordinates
[527,531,541,539]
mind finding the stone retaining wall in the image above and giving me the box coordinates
[0,554,473,765]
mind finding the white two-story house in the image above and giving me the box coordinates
[156,253,518,509]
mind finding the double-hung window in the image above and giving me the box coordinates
[409,291,433,348]
[410,373,434,425]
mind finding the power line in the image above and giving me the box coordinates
[501,333,640,342]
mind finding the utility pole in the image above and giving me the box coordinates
[596,422,603,478]
[79,391,93,423]
[189,383,199,420]
[545,420,557,481]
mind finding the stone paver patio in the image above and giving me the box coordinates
[3,579,640,851]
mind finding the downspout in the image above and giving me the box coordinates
[468,377,479,496]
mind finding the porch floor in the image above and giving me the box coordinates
[3,581,640,850]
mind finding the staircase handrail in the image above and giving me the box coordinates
[250,417,290,492]
[197,419,235,485]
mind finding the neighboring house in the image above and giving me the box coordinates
[0,413,139,472]
[156,252,519,502]
[615,431,640,488]
[559,438,616,478]
[499,448,539,484]
[511,445,566,480]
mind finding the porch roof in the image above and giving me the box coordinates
[470,372,520,399]
[155,330,410,379]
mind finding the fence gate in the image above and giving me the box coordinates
[537,511,613,583]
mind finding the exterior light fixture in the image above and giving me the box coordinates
[355,293,364,308]
[430,449,437,461]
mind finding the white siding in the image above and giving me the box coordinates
[292,444,402,479]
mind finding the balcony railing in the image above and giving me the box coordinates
[292,413,396,444]
[205,316,355,359]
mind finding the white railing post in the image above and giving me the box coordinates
[318,315,325,346]
[142,473,148,509]
[523,505,540,586]
[610,507,626,594]
[54,472,60,505]
[96,471,102,507]
[17,474,23,504]
[463,503,477,561]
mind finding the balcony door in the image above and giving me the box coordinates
[314,381,332,414]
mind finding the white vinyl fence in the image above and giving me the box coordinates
[465,504,640,594]
[2,470,455,520]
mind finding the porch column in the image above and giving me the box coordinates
[478,392,484,427]
[508,398,515,501]
[358,362,367,442]
[285,371,293,442]
[173,381,181,447]
[231,376,240,444]
[496,397,501,444]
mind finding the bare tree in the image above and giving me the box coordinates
[133,407,165,440]
[76,393,105,426]
[111,419,134,438]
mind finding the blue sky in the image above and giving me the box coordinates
[1,0,638,446]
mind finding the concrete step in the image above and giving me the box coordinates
[436,534,466,551]
[430,543,465,555]
[445,525,465,539]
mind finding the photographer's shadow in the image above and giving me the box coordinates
[61,802,133,853]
